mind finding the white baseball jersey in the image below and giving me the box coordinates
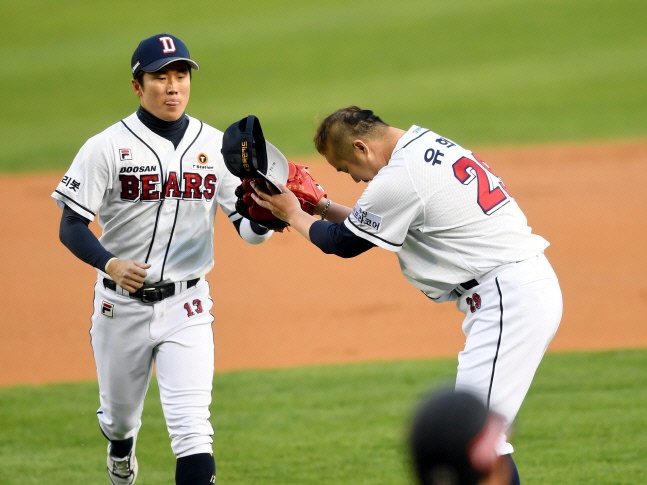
[344,125,549,300]
[52,112,242,283]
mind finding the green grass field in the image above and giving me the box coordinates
[1,349,646,484]
[3,0,646,172]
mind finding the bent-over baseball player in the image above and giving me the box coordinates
[249,106,563,484]
[52,33,274,484]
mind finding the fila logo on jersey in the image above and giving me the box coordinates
[352,204,382,230]
[101,301,114,318]
[119,149,132,161]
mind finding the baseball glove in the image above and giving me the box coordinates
[235,178,289,232]
[285,163,327,214]
[234,163,327,231]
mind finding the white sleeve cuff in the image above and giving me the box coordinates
[239,218,273,245]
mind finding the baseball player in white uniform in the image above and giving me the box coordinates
[52,33,273,484]
[252,106,563,484]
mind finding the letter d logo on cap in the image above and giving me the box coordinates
[159,36,177,54]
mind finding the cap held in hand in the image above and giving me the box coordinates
[221,115,289,194]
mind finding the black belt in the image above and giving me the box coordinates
[456,278,479,295]
[460,279,479,290]
[103,278,199,303]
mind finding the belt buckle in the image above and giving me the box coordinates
[140,287,161,303]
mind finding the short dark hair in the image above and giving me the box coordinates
[134,71,145,87]
[313,106,389,160]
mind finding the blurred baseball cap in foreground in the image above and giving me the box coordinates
[131,33,200,78]
[408,388,507,485]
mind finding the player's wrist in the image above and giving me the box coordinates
[314,197,330,216]
[320,199,332,220]
[104,257,118,273]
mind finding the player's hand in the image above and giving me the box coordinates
[250,180,303,224]
[235,179,289,231]
[106,259,151,293]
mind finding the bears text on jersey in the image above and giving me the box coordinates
[119,171,218,201]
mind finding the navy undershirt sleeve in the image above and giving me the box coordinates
[309,220,375,258]
[59,204,115,270]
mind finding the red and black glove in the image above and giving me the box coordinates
[235,178,289,232]
[235,163,327,231]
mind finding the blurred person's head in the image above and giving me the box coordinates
[408,388,512,485]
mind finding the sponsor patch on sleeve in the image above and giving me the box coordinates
[59,175,82,192]
[351,203,382,231]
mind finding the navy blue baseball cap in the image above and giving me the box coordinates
[221,115,289,193]
[131,33,200,78]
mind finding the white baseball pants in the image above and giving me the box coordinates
[90,276,215,458]
[454,254,563,455]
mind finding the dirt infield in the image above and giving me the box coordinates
[1,141,645,386]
